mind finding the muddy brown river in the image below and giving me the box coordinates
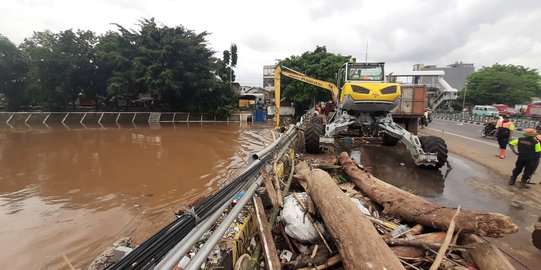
[0,123,272,269]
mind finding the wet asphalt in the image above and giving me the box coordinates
[349,119,541,270]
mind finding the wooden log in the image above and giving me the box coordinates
[390,246,425,258]
[294,161,405,270]
[338,152,518,238]
[430,207,460,270]
[297,255,341,270]
[460,234,515,270]
[386,235,449,251]
[253,196,281,270]
[262,171,279,208]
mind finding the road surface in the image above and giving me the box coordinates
[419,117,541,270]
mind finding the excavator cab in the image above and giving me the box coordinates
[337,62,402,112]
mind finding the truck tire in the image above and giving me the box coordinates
[305,117,325,153]
[382,133,400,146]
[419,136,448,169]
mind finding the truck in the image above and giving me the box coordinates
[274,61,448,169]
[492,104,517,116]
[525,101,541,117]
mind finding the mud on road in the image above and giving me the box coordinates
[371,128,541,270]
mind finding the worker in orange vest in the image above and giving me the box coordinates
[494,115,515,159]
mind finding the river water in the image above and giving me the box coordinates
[0,123,272,269]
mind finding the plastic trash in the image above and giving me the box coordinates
[281,193,325,243]
[391,224,409,238]
[279,250,293,262]
[351,148,361,165]
[350,198,371,216]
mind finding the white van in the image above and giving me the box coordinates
[472,105,499,117]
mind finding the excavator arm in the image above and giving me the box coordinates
[274,65,339,127]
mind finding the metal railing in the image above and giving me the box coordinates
[433,112,540,130]
[0,112,255,128]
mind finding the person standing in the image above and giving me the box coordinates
[494,116,515,159]
[420,110,429,129]
[508,128,541,188]
[528,125,541,183]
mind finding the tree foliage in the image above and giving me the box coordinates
[464,64,541,105]
[0,18,238,114]
[21,30,97,110]
[277,46,350,112]
[0,35,29,110]
[230,44,237,67]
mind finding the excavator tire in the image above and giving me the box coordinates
[382,133,400,146]
[305,117,325,153]
[419,136,448,169]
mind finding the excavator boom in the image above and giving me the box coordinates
[274,65,339,127]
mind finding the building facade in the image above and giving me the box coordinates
[263,65,275,91]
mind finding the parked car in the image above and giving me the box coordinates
[492,104,517,116]
[472,105,499,117]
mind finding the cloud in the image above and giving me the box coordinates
[1,0,540,86]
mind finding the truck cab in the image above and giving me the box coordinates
[336,62,401,112]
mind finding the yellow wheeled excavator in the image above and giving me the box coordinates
[274,61,448,168]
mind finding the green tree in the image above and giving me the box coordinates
[463,64,541,106]
[56,29,98,109]
[99,18,235,113]
[277,46,350,112]
[21,31,65,110]
[22,30,98,110]
[221,43,237,84]
[0,35,29,110]
[230,44,237,67]
[96,29,141,109]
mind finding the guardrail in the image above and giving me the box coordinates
[433,112,540,130]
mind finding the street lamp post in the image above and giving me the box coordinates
[462,85,467,112]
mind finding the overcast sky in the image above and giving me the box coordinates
[1,0,540,87]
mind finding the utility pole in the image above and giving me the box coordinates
[365,41,368,63]
[229,43,232,88]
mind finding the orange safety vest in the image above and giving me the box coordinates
[497,121,514,129]
[496,121,514,138]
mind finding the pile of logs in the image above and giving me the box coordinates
[254,151,519,270]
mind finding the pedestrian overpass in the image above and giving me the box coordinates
[388,70,458,110]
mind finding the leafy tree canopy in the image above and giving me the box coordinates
[0,18,238,114]
[21,29,98,110]
[277,46,350,112]
[463,64,541,106]
[96,18,235,112]
[0,34,29,110]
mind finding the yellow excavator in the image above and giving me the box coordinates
[274,61,448,168]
